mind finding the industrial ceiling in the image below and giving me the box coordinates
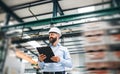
[0,0,112,23]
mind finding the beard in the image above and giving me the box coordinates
[49,37,57,44]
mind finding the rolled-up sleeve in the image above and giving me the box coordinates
[38,61,45,69]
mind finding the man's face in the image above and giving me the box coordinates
[49,32,58,44]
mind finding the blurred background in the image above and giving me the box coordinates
[0,0,120,74]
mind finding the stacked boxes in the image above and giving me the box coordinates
[82,21,120,74]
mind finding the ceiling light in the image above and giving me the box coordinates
[78,6,95,13]
[27,41,41,48]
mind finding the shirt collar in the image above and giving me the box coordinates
[50,43,61,47]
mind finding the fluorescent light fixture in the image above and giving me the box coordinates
[78,6,98,21]
[22,35,31,39]
[27,41,41,48]
[22,35,41,48]
[78,6,95,13]
[0,23,4,26]
[9,22,14,25]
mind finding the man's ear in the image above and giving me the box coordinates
[57,34,60,38]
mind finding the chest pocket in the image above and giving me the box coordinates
[55,49,65,59]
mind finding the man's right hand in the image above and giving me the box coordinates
[38,54,46,62]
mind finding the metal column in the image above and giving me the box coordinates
[0,13,11,74]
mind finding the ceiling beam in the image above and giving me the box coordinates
[56,0,64,15]
[10,0,61,10]
[52,0,57,17]
[1,7,120,31]
[11,32,81,44]
[52,0,64,17]
[0,0,23,22]
[5,17,120,38]
[4,14,11,25]
[111,0,120,7]
[21,1,110,19]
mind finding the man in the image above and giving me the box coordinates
[38,27,72,74]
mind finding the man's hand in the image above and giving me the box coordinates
[38,54,46,62]
[51,56,60,62]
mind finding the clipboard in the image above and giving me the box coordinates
[37,46,55,63]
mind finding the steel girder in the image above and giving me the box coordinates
[0,0,23,23]
[1,7,120,31]
[11,32,81,44]
[21,1,110,19]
